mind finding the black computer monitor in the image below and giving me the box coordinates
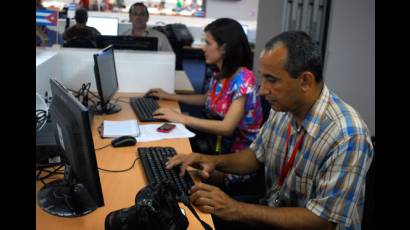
[37,79,104,217]
[96,35,158,51]
[93,45,121,114]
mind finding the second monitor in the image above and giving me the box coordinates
[93,45,121,114]
[96,35,158,51]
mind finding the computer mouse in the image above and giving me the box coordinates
[111,135,137,147]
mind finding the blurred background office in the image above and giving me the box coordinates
[36,0,374,137]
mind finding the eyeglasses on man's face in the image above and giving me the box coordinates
[130,12,147,17]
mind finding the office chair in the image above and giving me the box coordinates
[201,64,214,94]
[153,25,184,70]
[362,136,375,230]
[63,36,97,48]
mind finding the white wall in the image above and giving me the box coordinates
[206,0,258,21]
[323,0,375,135]
[254,0,375,136]
[252,0,284,73]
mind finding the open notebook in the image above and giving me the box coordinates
[101,120,140,138]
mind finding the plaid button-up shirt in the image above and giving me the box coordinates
[250,85,374,229]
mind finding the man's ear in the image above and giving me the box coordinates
[300,71,315,91]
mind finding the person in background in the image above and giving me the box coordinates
[147,18,263,196]
[63,7,101,43]
[121,2,173,52]
[78,0,90,9]
[165,31,374,230]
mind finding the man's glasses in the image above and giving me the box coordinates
[130,12,147,17]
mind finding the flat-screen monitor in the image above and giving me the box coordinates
[87,16,119,36]
[93,45,121,114]
[96,35,158,51]
[37,79,104,217]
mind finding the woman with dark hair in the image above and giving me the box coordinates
[147,18,263,194]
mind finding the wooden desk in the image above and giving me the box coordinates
[175,70,195,94]
[36,93,214,230]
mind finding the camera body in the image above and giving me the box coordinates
[105,181,188,230]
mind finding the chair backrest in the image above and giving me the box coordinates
[153,25,184,70]
[362,136,375,230]
[63,36,97,48]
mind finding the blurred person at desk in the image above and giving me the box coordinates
[165,31,374,230]
[147,18,264,196]
[121,2,173,52]
[63,7,101,45]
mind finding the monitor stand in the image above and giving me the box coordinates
[37,179,97,217]
[93,101,121,115]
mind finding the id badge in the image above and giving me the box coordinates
[269,189,283,208]
[260,185,283,208]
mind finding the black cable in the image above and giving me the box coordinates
[36,109,48,132]
[36,165,64,181]
[89,91,99,99]
[95,143,112,151]
[98,157,140,173]
[68,83,92,106]
[113,96,130,104]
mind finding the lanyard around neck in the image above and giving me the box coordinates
[210,78,229,108]
[278,122,305,187]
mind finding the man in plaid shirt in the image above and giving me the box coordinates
[166,31,373,230]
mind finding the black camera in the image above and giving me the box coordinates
[105,180,189,230]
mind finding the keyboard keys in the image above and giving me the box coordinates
[138,147,195,201]
[129,97,164,122]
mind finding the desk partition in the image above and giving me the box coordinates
[36,48,62,96]
[36,47,176,95]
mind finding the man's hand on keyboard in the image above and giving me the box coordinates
[153,108,187,124]
[165,153,216,179]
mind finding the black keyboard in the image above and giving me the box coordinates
[130,97,163,122]
[138,147,194,200]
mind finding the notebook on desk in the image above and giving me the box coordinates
[100,120,140,138]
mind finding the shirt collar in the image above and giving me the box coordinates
[302,85,330,138]
[288,85,330,138]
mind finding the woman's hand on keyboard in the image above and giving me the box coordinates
[153,108,187,124]
[146,88,172,100]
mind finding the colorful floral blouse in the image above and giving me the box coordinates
[205,67,263,153]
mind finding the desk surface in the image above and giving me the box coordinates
[36,93,213,230]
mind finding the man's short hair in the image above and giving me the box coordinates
[75,7,88,24]
[129,2,149,17]
[265,31,323,82]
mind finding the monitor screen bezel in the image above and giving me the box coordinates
[95,35,158,51]
[93,45,119,111]
[39,79,104,216]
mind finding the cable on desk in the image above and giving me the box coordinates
[68,83,97,107]
[98,157,140,173]
[95,143,112,151]
[36,164,65,185]
[113,96,130,104]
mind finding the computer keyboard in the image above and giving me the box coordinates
[130,97,164,122]
[138,147,195,200]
